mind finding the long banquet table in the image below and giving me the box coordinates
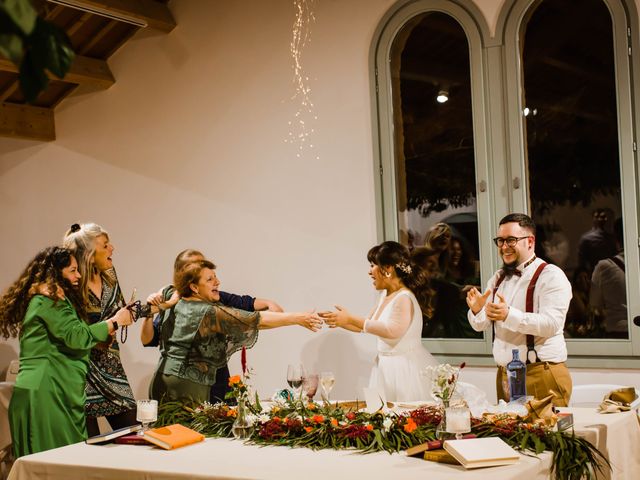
[7,407,640,480]
[7,436,553,480]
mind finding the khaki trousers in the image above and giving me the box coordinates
[496,361,572,407]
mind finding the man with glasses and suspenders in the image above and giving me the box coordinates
[466,213,573,406]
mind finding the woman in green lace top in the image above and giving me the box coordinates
[150,259,322,403]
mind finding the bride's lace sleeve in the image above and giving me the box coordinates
[198,305,260,360]
[363,294,413,339]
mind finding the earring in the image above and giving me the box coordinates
[384,271,391,278]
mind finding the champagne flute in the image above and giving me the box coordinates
[320,371,335,402]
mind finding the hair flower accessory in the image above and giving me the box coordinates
[395,262,412,274]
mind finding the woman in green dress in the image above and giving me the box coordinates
[150,259,323,403]
[0,247,133,457]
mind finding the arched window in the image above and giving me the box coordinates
[373,0,640,359]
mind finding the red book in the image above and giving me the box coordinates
[114,434,151,445]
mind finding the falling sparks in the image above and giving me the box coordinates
[285,0,318,159]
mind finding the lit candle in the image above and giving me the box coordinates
[137,400,158,423]
[446,407,471,433]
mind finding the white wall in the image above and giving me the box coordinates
[1,0,639,403]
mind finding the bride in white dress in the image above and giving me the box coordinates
[321,241,438,402]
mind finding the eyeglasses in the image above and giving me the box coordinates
[493,236,531,248]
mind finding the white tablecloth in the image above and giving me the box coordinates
[7,436,552,480]
[8,407,640,480]
[559,407,640,480]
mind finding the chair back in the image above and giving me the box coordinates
[570,383,639,408]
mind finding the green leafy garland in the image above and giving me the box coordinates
[157,387,609,480]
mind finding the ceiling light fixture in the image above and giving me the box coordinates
[47,0,148,27]
[436,90,449,104]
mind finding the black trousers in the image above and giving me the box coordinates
[210,364,233,404]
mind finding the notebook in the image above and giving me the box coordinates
[443,437,520,469]
[143,424,205,450]
[85,424,142,444]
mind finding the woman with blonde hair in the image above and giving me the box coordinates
[1,247,132,457]
[63,223,138,436]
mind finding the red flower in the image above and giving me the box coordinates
[365,424,374,431]
[346,412,356,421]
[312,415,325,424]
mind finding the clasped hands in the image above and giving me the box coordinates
[318,306,352,329]
[466,287,509,322]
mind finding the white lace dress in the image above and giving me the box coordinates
[366,289,438,402]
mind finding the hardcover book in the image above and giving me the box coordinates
[85,424,142,445]
[443,437,519,469]
[143,424,205,450]
[422,448,461,465]
[114,433,150,445]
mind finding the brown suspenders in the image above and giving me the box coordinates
[492,262,548,365]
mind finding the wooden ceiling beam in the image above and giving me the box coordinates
[0,54,114,90]
[46,0,176,32]
[0,102,55,141]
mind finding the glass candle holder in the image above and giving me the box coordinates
[445,405,471,440]
[136,399,158,435]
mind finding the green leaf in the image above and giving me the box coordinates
[0,0,37,35]
[0,33,22,63]
[20,50,49,103]
[31,18,74,79]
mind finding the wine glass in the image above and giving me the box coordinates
[287,364,303,399]
[302,374,319,403]
[136,399,158,435]
[320,371,335,402]
[445,405,471,440]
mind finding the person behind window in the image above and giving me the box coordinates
[577,208,617,273]
[590,218,627,338]
[320,241,438,402]
[141,248,283,402]
[466,213,572,406]
[149,260,321,404]
[63,223,138,437]
[424,222,452,276]
[0,247,132,457]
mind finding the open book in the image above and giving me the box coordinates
[143,424,205,450]
[443,437,519,469]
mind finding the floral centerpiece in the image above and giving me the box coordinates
[155,363,608,480]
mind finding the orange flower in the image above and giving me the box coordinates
[330,418,339,427]
[365,424,374,431]
[403,418,417,433]
[226,408,237,418]
[228,375,242,386]
[272,416,281,423]
[304,426,313,433]
[307,403,317,410]
[312,415,325,424]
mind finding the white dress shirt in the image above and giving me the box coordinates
[468,256,572,366]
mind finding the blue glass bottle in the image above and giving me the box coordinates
[507,348,527,401]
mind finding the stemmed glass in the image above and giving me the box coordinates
[287,364,303,399]
[302,374,319,402]
[320,371,335,402]
[136,399,158,436]
[445,405,471,440]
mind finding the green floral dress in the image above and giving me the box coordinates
[150,299,260,404]
[84,269,136,417]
